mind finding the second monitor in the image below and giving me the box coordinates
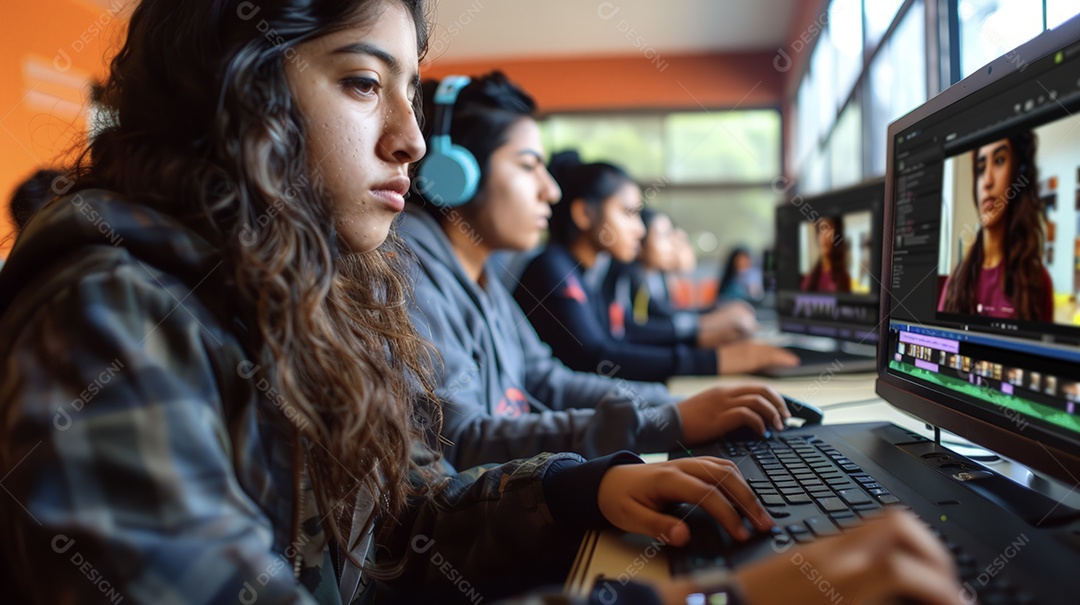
[763,177,885,376]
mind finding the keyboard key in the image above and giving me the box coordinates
[785,523,810,535]
[816,497,850,513]
[786,494,812,504]
[761,494,785,506]
[826,478,853,487]
[774,481,799,489]
[767,508,792,519]
[837,489,873,505]
[834,516,863,530]
[809,490,834,499]
[878,494,901,505]
[780,487,805,495]
[805,516,841,537]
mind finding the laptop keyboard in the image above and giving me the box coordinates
[669,435,1037,604]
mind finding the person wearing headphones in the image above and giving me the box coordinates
[401,72,790,470]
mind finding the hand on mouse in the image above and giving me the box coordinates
[596,457,774,547]
[676,384,791,445]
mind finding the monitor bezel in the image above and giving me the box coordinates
[775,176,886,343]
[877,15,1080,484]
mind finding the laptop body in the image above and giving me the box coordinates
[671,13,1080,604]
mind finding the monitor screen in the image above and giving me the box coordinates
[775,179,885,343]
[879,15,1080,478]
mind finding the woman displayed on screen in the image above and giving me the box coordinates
[800,215,852,293]
[938,132,1053,322]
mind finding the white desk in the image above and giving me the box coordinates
[564,371,1050,598]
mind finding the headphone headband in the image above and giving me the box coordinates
[431,76,470,138]
[416,75,480,207]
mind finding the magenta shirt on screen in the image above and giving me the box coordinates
[937,264,1054,321]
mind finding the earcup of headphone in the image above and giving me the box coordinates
[416,137,481,207]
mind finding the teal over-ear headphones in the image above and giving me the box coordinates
[415,75,480,207]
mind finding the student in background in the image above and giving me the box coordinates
[718,246,765,304]
[2,168,67,271]
[8,169,65,235]
[617,208,757,342]
[515,152,798,381]
[402,72,791,470]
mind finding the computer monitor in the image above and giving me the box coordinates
[774,178,885,344]
[878,14,1080,483]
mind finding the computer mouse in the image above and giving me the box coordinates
[721,395,824,442]
[783,395,824,426]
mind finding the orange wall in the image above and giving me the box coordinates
[422,51,784,113]
[0,0,129,257]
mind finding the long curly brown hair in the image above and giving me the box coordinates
[70,0,439,560]
[940,132,1047,321]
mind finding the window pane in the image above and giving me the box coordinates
[865,0,907,49]
[1048,0,1080,29]
[796,71,819,168]
[830,0,864,100]
[664,110,780,183]
[646,187,780,266]
[830,101,863,188]
[541,114,664,181]
[800,146,831,196]
[868,0,927,175]
[959,0,1044,78]
[811,27,838,130]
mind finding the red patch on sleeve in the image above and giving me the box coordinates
[608,302,625,338]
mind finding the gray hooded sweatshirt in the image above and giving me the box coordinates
[400,206,684,469]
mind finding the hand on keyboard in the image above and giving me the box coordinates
[730,510,965,605]
[597,457,774,547]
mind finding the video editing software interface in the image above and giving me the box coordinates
[887,39,1080,442]
[775,181,884,344]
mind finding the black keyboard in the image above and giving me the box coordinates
[668,434,1038,604]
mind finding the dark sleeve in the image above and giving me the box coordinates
[514,251,717,382]
[377,450,647,601]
